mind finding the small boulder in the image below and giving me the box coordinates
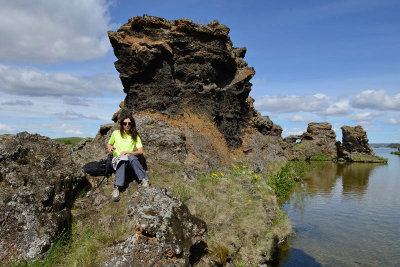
[104,187,207,266]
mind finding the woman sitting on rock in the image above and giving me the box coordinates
[107,114,149,201]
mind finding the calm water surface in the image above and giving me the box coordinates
[276,148,400,266]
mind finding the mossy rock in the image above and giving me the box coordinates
[350,153,388,163]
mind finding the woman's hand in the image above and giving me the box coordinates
[121,148,143,156]
[107,144,115,153]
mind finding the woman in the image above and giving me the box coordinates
[107,114,149,201]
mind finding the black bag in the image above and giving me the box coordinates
[137,154,148,171]
[83,154,114,176]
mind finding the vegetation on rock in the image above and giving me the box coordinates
[348,153,388,163]
[310,153,331,161]
[54,137,84,147]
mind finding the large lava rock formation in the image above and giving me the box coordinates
[108,15,267,148]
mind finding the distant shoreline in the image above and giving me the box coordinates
[371,143,400,148]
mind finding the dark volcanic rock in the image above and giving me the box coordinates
[73,114,230,179]
[104,187,206,267]
[0,132,86,263]
[341,125,374,155]
[285,122,338,160]
[242,116,286,172]
[108,15,259,147]
[339,125,375,161]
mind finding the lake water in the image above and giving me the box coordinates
[275,148,400,266]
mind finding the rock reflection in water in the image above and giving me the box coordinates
[303,162,383,197]
[303,163,339,195]
[271,239,322,267]
[337,163,383,196]
[279,150,398,266]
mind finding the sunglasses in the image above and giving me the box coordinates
[123,122,131,126]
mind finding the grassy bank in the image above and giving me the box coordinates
[349,153,388,163]
[17,160,315,266]
[149,160,315,265]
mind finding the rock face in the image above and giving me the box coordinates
[72,113,231,179]
[0,132,86,263]
[339,125,375,161]
[284,122,338,160]
[341,125,374,155]
[242,116,286,172]
[104,187,206,266]
[108,15,264,148]
[107,15,287,172]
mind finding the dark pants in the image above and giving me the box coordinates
[112,155,149,187]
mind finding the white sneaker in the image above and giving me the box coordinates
[112,187,120,202]
[141,179,149,187]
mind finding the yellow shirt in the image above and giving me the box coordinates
[108,130,143,157]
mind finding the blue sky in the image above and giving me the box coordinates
[0,0,399,143]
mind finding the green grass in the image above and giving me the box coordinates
[150,161,296,265]
[351,153,388,163]
[53,137,84,147]
[310,153,331,161]
[14,229,71,266]
[16,185,133,267]
[265,161,314,200]
[390,151,400,155]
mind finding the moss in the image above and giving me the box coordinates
[293,143,304,148]
[350,153,388,163]
[310,153,331,161]
[53,137,84,147]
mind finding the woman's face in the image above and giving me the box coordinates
[123,118,131,131]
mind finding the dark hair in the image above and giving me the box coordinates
[119,114,138,141]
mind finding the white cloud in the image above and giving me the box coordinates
[282,127,304,137]
[351,111,385,121]
[255,94,330,113]
[0,0,112,63]
[357,121,382,131]
[53,109,103,120]
[1,100,33,106]
[319,101,351,116]
[62,97,90,106]
[332,122,341,134]
[387,117,400,125]
[0,64,122,97]
[66,129,84,135]
[352,90,400,111]
[0,123,13,132]
[289,114,307,122]
[255,93,353,117]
